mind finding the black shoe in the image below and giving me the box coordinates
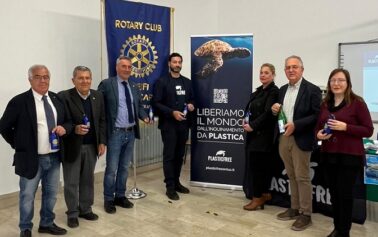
[166,189,180,200]
[67,218,79,228]
[20,229,31,237]
[104,200,116,214]
[79,212,99,221]
[38,223,67,235]
[175,183,190,194]
[114,197,134,208]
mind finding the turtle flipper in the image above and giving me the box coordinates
[198,54,223,77]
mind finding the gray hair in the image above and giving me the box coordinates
[73,66,92,78]
[116,56,132,65]
[285,55,304,68]
[28,64,50,80]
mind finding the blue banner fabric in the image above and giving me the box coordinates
[105,0,171,109]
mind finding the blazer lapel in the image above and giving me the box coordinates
[294,79,307,112]
[90,90,99,119]
[111,77,119,108]
[26,90,38,141]
[70,89,85,115]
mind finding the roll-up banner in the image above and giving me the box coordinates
[190,34,253,189]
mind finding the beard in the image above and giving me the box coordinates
[170,65,181,73]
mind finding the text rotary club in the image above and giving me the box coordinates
[115,20,163,32]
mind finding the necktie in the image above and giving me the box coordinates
[122,81,135,123]
[42,95,56,134]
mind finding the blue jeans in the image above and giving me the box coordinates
[19,153,60,231]
[103,129,135,201]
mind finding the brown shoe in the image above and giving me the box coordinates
[243,197,265,211]
[276,208,300,220]
[291,214,312,231]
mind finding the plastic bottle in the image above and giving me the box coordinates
[278,107,287,134]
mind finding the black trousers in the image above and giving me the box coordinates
[161,123,189,189]
[244,151,272,198]
[323,153,361,236]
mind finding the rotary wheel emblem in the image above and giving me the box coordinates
[120,34,158,78]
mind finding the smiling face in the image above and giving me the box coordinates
[116,58,132,81]
[259,65,275,86]
[329,71,348,97]
[284,57,304,84]
[29,66,50,95]
[72,70,92,96]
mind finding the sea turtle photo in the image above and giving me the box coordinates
[194,39,251,77]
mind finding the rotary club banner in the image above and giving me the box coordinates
[105,0,171,109]
[190,34,253,188]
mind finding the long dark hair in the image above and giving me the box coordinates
[323,68,363,106]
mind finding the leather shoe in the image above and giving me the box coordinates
[79,212,99,221]
[67,218,79,228]
[104,200,116,214]
[175,183,190,194]
[38,223,67,235]
[20,229,31,237]
[166,189,179,200]
[114,197,134,208]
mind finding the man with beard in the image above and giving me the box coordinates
[153,53,195,200]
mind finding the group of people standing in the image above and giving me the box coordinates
[0,53,194,237]
[242,55,374,237]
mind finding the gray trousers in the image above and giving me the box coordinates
[63,144,97,218]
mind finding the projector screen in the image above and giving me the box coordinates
[339,41,378,122]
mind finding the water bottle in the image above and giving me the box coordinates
[244,112,251,124]
[323,114,335,135]
[278,106,287,134]
[83,114,90,128]
[149,107,154,122]
[49,132,59,150]
[183,103,188,117]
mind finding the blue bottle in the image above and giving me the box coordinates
[149,107,154,122]
[49,132,59,150]
[323,114,335,135]
[83,114,90,128]
[244,112,251,124]
[183,103,188,117]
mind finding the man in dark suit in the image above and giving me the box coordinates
[98,56,149,214]
[152,53,195,201]
[58,66,106,228]
[0,65,72,237]
[271,56,321,231]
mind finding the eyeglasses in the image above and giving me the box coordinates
[285,65,302,70]
[32,75,50,81]
[330,79,347,84]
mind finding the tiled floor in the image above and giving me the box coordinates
[1,163,377,237]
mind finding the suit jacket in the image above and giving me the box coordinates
[152,74,195,130]
[98,77,147,139]
[245,82,279,152]
[58,89,106,163]
[0,89,72,179]
[277,78,322,151]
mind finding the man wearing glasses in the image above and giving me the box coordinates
[271,56,321,231]
[0,65,72,237]
[58,66,106,228]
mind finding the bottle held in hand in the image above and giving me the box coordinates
[83,114,90,129]
[183,103,188,118]
[50,132,59,150]
[244,111,251,124]
[322,114,335,135]
[278,106,287,134]
[149,107,154,122]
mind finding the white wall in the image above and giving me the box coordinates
[1,0,378,195]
